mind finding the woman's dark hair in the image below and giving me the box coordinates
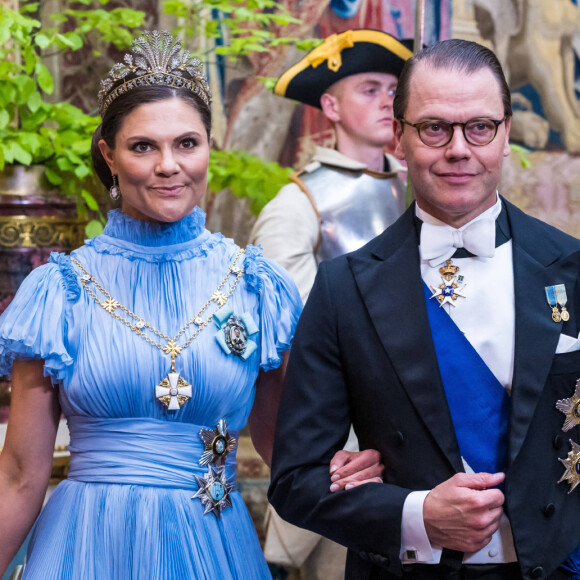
[91,85,212,190]
[393,39,512,121]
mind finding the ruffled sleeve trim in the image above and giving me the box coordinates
[243,244,264,294]
[0,263,73,383]
[49,252,81,302]
[244,247,302,371]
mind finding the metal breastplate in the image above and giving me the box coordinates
[299,165,406,263]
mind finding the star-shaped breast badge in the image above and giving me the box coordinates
[559,439,580,493]
[556,379,580,432]
[192,466,233,517]
[199,419,237,466]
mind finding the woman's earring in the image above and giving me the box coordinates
[110,174,121,201]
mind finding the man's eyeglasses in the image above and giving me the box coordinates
[398,117,507,148]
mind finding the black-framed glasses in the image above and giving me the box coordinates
[399,117,507,148]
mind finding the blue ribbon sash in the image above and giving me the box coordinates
[423,282,510,474]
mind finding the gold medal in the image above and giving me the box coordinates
[545,286,560,322]
[555,284,570,322]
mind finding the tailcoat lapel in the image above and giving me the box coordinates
[348,208,464,473]
[507,201,578,463]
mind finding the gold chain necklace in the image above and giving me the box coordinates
[70,250,245,410]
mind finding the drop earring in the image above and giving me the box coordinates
[110,174,121,201]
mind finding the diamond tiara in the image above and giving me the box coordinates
[98,30,212,117]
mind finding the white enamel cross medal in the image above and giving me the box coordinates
[155,342,192,410]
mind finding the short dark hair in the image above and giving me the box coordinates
[393,39,512,121]
[91,86,212,190]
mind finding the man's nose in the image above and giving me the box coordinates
[444,126,471,158]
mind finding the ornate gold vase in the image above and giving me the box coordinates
[0,165,86,411]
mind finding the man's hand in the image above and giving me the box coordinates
[329,449,383,492]
[423,472,505,553]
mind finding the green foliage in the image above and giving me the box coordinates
[208,150,292,215]
[1,0,314,233]
[0,2,144,234]
[163,0,303,60]
[509,143,532,169]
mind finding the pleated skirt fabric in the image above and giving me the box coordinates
[23,480,271,579]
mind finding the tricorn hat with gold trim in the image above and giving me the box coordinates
[274,29,413,109]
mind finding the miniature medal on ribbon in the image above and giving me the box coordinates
[545,284,568,323]
[199,419,237,467]
[555,284,570,322]
[556,379,580,432]
[429,260,466,307]
[192,466,233,517]
[559,439,580,493]
[214,306,259,360]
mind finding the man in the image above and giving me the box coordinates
[251,29,412,303]
[269,39,580,580]
[252,29,412,579]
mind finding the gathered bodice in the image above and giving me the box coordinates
[0,207,301,431]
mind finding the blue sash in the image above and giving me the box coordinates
[423,282,510,474]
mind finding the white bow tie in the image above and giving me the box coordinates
[420,218,496,267]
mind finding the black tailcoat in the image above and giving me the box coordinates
[269,199,580,580]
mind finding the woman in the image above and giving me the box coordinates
[0,31,380,579]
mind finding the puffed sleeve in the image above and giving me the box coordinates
[243,245,302,371]
[0,254,75,383]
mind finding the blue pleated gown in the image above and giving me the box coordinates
[0,208,302,579]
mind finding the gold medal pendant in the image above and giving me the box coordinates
[555,284,570,322]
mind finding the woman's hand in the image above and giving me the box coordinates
[328,449,384,492]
